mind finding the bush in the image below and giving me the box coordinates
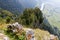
[6,16,11,23]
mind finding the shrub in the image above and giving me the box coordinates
[6,16,11,23]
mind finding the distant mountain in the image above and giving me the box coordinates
[18,0,37,8]
[0,0,37,15]
[42,3,60,40]
[42,3,60,29]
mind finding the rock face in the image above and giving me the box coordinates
[26,29,35,40]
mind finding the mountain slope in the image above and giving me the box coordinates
[0,0,24,14]
[42,3,60,29]
[42,3,60,40]
[0,0,37,15]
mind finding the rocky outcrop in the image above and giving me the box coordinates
[7,22,23,33]
[26,29,35,40]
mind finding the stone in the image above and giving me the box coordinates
[12,22,23,30]
[7,22,23,33]
[0,33,9,40]
[26,29,35,40]
[3,37,9,40]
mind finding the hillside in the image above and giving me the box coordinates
[42,3,60,40]
[43,3,60,29]
[0,23,58,40]
[0,8,59,40]
[0,0,60,40]
[0,0,37,15]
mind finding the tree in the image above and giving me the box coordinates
[34,7,43,24]
[18,7,43,28]
[19,8,34,25]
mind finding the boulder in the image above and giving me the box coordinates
[26,29,35,40]
[7,22,23,33]
[12,22,23,30]
[0,33,9,40]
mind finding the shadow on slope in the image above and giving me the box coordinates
[39,16,60,40]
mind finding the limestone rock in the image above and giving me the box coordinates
[26,29,35,40]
